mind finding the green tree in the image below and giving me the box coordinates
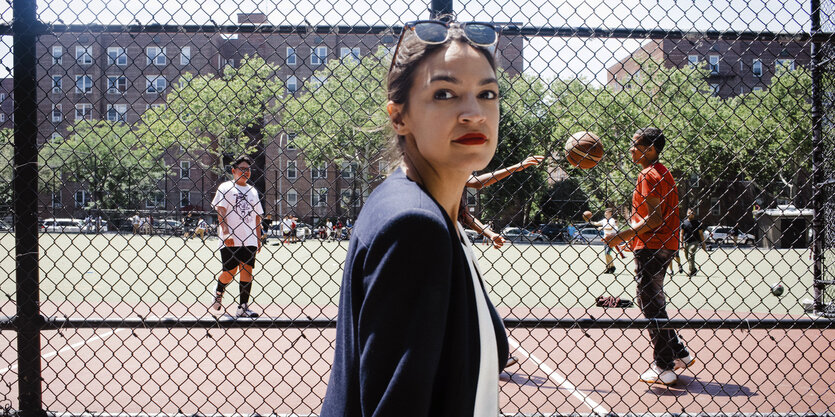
[282,48,389,218]
[478,70,553,227]
[40,120,167,210]
[140,55,285,200]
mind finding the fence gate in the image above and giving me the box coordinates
[1,0,834,415]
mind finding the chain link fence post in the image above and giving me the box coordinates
[12,0,44,415]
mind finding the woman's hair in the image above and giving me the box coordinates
[382,22,499,168]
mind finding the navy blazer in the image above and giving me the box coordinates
[320,169,509,417]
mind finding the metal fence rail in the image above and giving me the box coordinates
[1,0,834,415]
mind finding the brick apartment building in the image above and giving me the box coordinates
[606,38,812,233]
[36,13,524,226]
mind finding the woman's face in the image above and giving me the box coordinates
[391,41,500,176]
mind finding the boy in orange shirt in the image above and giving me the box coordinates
[605,127,694,385]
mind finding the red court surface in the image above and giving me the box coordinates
[2,303,833,415]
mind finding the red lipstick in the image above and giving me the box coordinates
[453,133,487,145]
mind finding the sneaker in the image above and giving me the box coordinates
[505,356,519,368]
[209,295,223,316]
[674,354,695,371]
[236,303,259,318]
[678,267,684,273]
[640,365,678,385]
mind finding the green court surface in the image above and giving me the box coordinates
[0,232,813,316]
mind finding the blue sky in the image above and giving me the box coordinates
[0,0,816,83]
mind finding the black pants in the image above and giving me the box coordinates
[634,248,689,370]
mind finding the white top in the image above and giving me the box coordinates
[457,223,499,416]
[211,181,264,249]
[592,217,618,237]
[131,215,140,225]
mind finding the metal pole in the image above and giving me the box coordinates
[811,0,825,313]
[12,0,45,415]
[430,0,453,19]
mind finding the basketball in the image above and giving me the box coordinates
[583,210,593,221]
[564,131,604,169]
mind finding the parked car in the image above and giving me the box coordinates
[464,228,480,243]
[0,219,12,232]
[705,226,755,246]
[41,218,84,233]
[573,227,604,244]
[502,227,547,243]
[536,223,569,242]
[152,218,183,235]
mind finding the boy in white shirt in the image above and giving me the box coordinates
[586,208,619,274]
[209,156,263,318]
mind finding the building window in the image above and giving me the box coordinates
[76,45,93,65]
[146,46,166,66]
[180,46,191,66]
[687,55,699,68]
[752,59,762,77]
[312,187,328,207]
[287,189,298,206]
[311,46,327,65]
[52,46,62,64]
[52,76,62,93]
[776,58,795,71]
[107,76,127,94]
[180,161,190,178]
[286,132,297,150]
[286,47,297,66]
[147,191,164,208]
[340,161,355,179]
[75,103,92,121]
[146,76,166,94]
[340,189,352,208]
[312,164,326,179]
[107,47,127,66]
[74,190,87,208]
[466,188,477,206]
[340,47,361,61]
[710,84,719,96]
[709,55,719,74]
[0,113,5,123]
[710,198,721,216]
[287,161,297,179]
[180,190,190,208]
[52,191,62,208]
[309,75,326,90]
[287,75,298,93]
[75,75,93,94]
[50,132,62,143]
[106,104,127,122]
[52,104,62,122]
[753,86,763,92]
[739,86,745,95]
[222,58,235,68]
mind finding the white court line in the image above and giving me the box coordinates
[0,328,128,375]
[508,336,608,415]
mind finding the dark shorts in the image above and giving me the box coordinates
[219,246,257,272]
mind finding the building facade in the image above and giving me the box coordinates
[35,13,524,226]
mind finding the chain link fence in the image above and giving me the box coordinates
[0,0,834,415]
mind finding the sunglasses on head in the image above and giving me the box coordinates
[389,20,500,72]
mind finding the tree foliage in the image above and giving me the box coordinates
[40,120,167,210]
[140,55,285,175]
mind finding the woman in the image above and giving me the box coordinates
[321,20,509,416]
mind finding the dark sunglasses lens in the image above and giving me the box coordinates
[463,24,497,46]
[413,22,449,43]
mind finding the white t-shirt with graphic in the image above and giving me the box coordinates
[211,181,264,249]
[592,217,619,237]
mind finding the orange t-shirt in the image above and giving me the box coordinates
[630,162,680,251]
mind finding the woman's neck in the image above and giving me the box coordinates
[400,159,468,227]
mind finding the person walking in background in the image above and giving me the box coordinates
[193,217,208,241]
[680,208,708,276]
[585,208,620,274]
[321,20,507,415]
[605,127,694,386]
[262,214,273,244]
[208,155,263,318]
